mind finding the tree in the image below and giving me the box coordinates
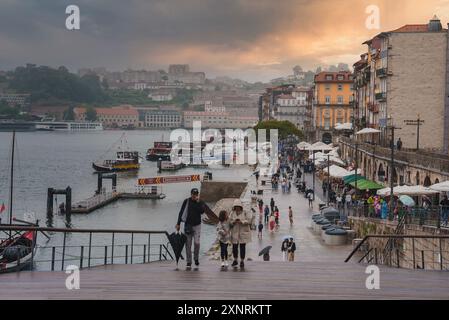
[64,106,75,120]
[254,120,303,140]
[85,106,97,121]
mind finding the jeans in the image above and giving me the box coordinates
[185,224,201,264]
[219,241,228,260]
[232,243,246,261]
[442,209,449,226]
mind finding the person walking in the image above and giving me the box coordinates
[216,210,230,269]
[257,220,264,239]
[269,214,276,233]
[440,195,449,227]
[288,206,293,226]
[308,192,314,208]
[397,138,403,151]
[281,238,289,261]
[264,205,270,225]
[176,188,206,269]
[229,199,252,269]
[274,206,280,227]
[287,237,296,262]
[270,198,275,214]
[345,193,352,211]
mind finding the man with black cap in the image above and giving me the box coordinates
[176,188,206,269]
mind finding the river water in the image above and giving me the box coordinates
[0,130,253,268]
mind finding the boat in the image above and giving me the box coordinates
[0,229,37,273]
[35,124,55,131]
[146,142,173,161]
[0,131,38,273]
[36,121,103,131]
[93,151,140,172]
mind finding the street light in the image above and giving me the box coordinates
[327,153,331,206]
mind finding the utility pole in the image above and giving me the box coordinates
[388,121,401,218]
[404,115,424,150]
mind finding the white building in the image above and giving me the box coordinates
[145,110,182,128]
[148,92,173,102]
[183,111,258,129]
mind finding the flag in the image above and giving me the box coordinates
[0,202,5,214]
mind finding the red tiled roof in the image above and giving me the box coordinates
[314,71,353,83]
[184,111,229,116]
[277,94,295,100]
[391,24,429,33]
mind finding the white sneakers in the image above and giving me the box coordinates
[221,261,229,267]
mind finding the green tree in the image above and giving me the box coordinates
[64,106,75,120]
[254,120,303,140]
[85,106,97,121]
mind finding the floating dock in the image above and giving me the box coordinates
[71,191,166,214]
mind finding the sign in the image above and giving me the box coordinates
[138,174,201,185]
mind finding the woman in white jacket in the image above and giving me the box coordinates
[228,199,252,269]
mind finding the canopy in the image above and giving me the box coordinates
[323,165,351,178]
[377,185,439,196]
[357,128,381,135]
[305,142,334,151]
[350,179,384,190]
[297,142,311,150]
[343,174,367,184]
[335,123,353,131]
[430,181,449,192]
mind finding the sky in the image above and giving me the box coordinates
[0,0,449,82]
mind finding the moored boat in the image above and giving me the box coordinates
[0,229,37,273]
[93,151,140,172]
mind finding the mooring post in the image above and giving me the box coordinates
[65,186,72,227]
[112,174,117,192]
[97,173,103,195]
[46,188,54,227]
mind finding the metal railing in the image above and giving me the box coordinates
[345,234,449,271]
[0,226,174,272]
[342,203,448,229]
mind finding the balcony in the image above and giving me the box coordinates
[376,68,388,78]
[375,92,387,102]
[368,103,379,113]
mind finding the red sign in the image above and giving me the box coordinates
[138,174,201,185]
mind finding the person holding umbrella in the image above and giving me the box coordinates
[229,199,252,269]
[176,188,206,269]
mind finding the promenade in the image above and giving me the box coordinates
[1,170,449,299]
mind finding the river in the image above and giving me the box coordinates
[0,130,253,268]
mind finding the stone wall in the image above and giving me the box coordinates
[200,181,248,203]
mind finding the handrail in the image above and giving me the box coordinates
[0,225,170,236]
[345,234,449,263]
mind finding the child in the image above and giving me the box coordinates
[258,220,263,239]
[216,210,230,268]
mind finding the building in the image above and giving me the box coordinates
[354,16,449,153]
[183,111,258,129]
[144,109,182,129]
[313,71,354,131]
[0,93,30,107]
[168,64,205,85]
[148,92,173,102]
[74,105,139,128]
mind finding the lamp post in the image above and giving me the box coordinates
[312,151,316,201]
[327,153,331,206]
[387,119,401,218]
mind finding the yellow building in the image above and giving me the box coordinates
[314,71,354,129]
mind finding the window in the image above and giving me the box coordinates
[337,96,343,104]
[337,75,344,80]
[325,84,331,90]
[325,96,331,104]
[338,84,343,91]
[325,75,333,81]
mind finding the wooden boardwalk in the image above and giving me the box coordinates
[2,170,449,299]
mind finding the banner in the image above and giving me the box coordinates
[138,174,201,185]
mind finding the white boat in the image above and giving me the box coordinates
[35,121,103,131]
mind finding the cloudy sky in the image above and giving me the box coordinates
[0,0,448,82]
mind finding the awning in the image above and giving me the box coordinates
[343,174,367,184]
[377,185,439,196]
[430,181,449,192]
[323,165,351,178]
[349,179,384,190]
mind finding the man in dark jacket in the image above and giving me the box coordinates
[440,195,449,227]
[287,237,296,262]
[176,188,206,268]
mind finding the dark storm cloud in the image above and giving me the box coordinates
[0,0,446,81]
